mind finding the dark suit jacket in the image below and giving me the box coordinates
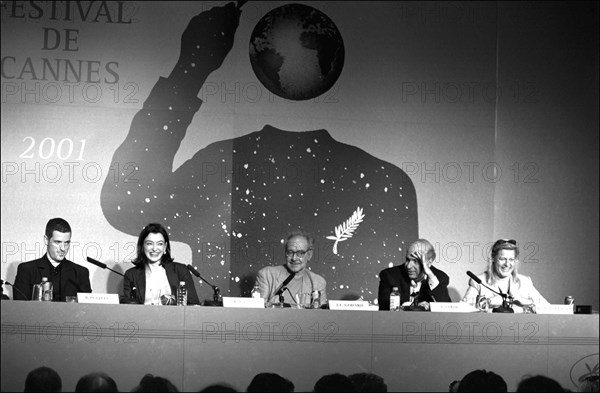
[378,264,451,310]
[13,254,91,301]
[123,261,200,305]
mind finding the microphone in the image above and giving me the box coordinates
[1,280,28,300]
[466,271,514,313]
[186,265,221,306]
[86,257,139,304]
[275,272,296,306]
[86,257,109,270]
[466,270,482,284]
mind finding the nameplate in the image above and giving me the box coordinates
[430,302,479,313]
[77,293,119,304]
[328,300,378,311]
[222,297,265,308]
[535,304,574,315]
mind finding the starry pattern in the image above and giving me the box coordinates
[100,3,417,303]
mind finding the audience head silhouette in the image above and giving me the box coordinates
[198,383,238,392]
[24,366,62,392]
[75,372,118,392]
[313,373,356,392]
[516,375,563,392]
[247,373,294,392]
[448,380,461,392]
[457,369,507,392]
[578,375,599,392]
[348,373,387,392]
[132,374,178,392]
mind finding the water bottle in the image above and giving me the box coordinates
[311,290,321,309]
[390,286,400,311]
[41,277,53,302]
[177,281,187,306]
[250,284,261,298]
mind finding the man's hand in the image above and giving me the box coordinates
[179,2,241,73]
[409,251,432,274]
[418,301,430,310]
[410,251,439,289]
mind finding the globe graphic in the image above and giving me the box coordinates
[249,3,345,101]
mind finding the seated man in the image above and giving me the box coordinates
[13,218,91,301]
[255,230,327,307]
[378,238,451,310]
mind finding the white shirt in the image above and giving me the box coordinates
[144,263,172,305]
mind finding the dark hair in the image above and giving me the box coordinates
[24,366,62,392]
[75,372,118,392]
[457,369,507,392]
[133,223,174,266]
[198,383,238,392]
[348,373,387,392]
[314,373,356,392]
[132,374,178,392]
[45,218,71,238]
[516,375,563,392]
[247,373,294,392]
[449,380,461,392]
[284,230,314,250]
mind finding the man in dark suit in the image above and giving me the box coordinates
[13,218,91,301]
[378,239,451,310]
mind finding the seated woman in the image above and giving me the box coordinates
[123,222,200,305]
[462,239,548,312]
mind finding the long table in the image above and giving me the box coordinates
[1,301,598,392]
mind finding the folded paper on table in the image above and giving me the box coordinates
[222,297,265,308]
[430,302,479,313]
[77,293,119,304]
[328,300,378,311]
[535,304,574,315]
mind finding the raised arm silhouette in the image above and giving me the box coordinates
[101,2,418,300]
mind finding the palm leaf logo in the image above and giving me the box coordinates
[326,207,365,255]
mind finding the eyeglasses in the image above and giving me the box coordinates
[285,249,311,258]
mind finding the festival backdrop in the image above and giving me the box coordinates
[1,1,598,309]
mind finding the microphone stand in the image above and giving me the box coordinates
[494,287,514,314]
[186,265,221,306]
[86,257,139,304]
[403,291,427,312]
[2,279,38,300]
[278,288,285,306]
[467,271,514,313]
[272,272,297,308]
[274,287,297,308]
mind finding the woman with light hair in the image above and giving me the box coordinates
[462,239,549,312]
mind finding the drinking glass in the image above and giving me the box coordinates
[299,293,312,309]
[149,289,162,305]
[31,284,42,301]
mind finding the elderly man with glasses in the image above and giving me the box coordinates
[461,239,549,312]
[254,230,327,308]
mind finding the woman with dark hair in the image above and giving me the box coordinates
[123,223,200,305]
[461,239,548,312]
